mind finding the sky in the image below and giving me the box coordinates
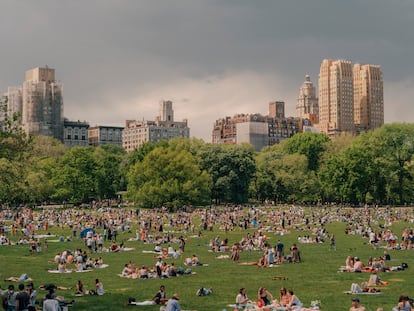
[1,0,413,141]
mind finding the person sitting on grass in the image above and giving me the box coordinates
[191,254,201,266]
[286,290,302,310]
[164,293,180,311]
[257,287,274,308]
[95,279,104,296]
[353,257,364,272]
[153,285,168,305]
[235,287,251,309]
[349,297,366,311]
[392,295,412,311]
[367,272,388,287]
[58,262,67,273]
[278,287,290,308]
[75,280,84,295]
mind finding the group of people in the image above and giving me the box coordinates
[1,282,36,311]
[349,295,414,311]
[74,279,104,296]
[52,249,105,273]
[127,285,181,311]
[1,281,80,311]
[235,287,303,310]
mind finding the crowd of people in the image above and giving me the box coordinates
[1,204,414,310]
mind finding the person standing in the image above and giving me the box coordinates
[3,284,17,311]
[349,298,366,311]
[329,234,336,251]
[276,240,284,264]
[26,283,36,307]
[15,284,30,311]
[165,293,181,311]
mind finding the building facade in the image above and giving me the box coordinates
[63,119,89,147]
[212,103,303,151]
[122,100,190,152]
[296,75,319,122]
[269,101,285,118]
[353,64,384,131]
[267,117,302,146]
[88,125,124,147]
[4,87,23,121]
[22,67,64,141]
[212,114,254,145]
[318,59,354,136]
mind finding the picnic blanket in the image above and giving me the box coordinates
[48,270,73,274]
[128,301,156,306]
[344,291,382,295]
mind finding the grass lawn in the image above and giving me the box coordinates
[0,206,413,311]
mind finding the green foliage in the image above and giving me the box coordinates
[51,147,98,204]
[318,124,414,205]
[93,144,126,200]
[2,122,414,206]
[254,145,318,204]
[284,132,330,171]
[198,144,256,204]
[127,146,212,208]
[0,96,32,162]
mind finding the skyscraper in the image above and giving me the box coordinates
[296,75,318,123]
[318,59,354,136]
[22,66,64,140]
[353,64,384,131]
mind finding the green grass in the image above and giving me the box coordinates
[0,207,413,311]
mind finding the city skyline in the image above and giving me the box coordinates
[1,1,413,141]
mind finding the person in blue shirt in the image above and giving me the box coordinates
[165,293,181,311]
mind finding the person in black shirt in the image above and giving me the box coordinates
[15,284,30,311]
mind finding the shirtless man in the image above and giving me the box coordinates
[353,257,364,272]
[350,298,366,311]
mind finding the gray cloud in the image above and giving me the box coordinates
[1,0,413,141]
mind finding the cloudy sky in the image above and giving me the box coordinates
[1,1,413,141]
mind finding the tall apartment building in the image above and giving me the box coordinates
[22,67,64,141]
[296,75,319,123]
[353,64,384,131]
[122,100,190,152]
[318,59,354,136]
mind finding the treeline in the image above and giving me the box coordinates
[1,122,414,207]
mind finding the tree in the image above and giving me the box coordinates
[254,145,318,204]
[51,147,98,204]
[370,123,414,204]
[0,96,31,162]
[0,158,25,205]
[284,132,330,171]
[198,144,256,204]
[93,144,126,200]
[127,146,211,208]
